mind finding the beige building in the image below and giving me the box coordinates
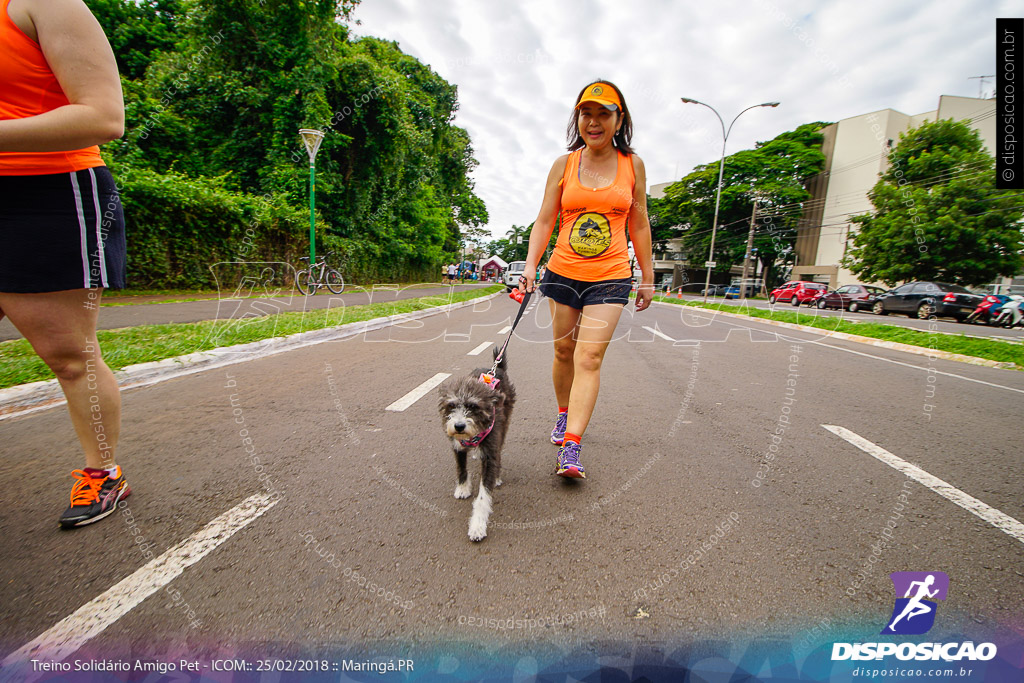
[794,95,997,288]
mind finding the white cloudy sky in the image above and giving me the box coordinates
[349,0,1012,241]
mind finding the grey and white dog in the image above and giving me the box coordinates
[437,348,516,541]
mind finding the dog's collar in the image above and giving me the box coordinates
[459,407,496,448]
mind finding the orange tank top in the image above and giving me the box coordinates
[0,0,105,175]
[546,149,634,282]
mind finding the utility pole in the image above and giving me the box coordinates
[740,199,757,299]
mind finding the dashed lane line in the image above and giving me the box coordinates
[642,325,676,343]
[823,425,1024,546]
[391,302,537,409]
[468,342,491,358]
[0,292,505,421]
[467,341,492,356]
[1,493,279,675]
[385,372,451,411]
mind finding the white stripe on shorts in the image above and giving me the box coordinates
[69,171,90,288]
[88,167,108,287]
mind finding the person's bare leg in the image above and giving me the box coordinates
[548,299,581,408]
[565,303,626,437]
[0,289,119,469]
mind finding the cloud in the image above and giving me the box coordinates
[351,0,1011,242]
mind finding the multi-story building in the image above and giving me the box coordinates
[793,95,1004,289]
[650,95,1021,294]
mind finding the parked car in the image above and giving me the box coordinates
[723,283,758,299]
[870,281,983,321]
[768,281,828,306]
[503,261,526,291]
[814,284,888,312]
[701,284,730,297]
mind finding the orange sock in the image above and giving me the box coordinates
[558,406,568,414]
[563,432,581,445]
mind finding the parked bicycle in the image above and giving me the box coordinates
[295,251,345,295]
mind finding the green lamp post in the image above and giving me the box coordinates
[299,128,326,267]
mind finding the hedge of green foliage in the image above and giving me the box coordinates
[116,167,300,288]
[114,167,442,288]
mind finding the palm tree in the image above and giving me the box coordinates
[505,225,529,261]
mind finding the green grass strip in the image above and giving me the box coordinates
[101,282,479,306]
[0,285,502,390]
[655,296,1024,368]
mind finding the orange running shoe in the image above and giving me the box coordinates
[59,466,131,528]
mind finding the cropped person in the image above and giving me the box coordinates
[0,0,130,526]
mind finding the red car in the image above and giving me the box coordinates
[768,281,827,306]
[814,284,888,312]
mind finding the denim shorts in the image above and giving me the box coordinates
[539,268,632,309]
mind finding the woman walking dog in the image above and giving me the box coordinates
[0,0,129,526]
[518,80,654,479]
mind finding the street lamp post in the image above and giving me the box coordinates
[679,99,779,303]
[299,128,326,268]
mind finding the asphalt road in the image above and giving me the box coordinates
[1,292,1022,670]
[689,294,1024,342]
[0,282,495,342]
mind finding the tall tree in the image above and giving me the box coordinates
[87,0,183,81]
[657,122,829,286]
[94,0,487,283]
[844,119,1023,286]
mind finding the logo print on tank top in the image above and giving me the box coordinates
[569,212,612,258]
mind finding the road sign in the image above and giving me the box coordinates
[705,261,717,268]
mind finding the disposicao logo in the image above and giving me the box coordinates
[882,571,948,635]
[831,571,997,663]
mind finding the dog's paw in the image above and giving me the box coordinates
[468,518,488,541]
[454,482,473,499]
[495,478,503,488]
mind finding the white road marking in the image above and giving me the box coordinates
[656,305,1024,395]
[467,341,492,356]
[2,494,279,671]
[497,326,512,335]
[0,293,505,422]
[385,372,451,411]
[642,325,676,342]
[807,341,1024,395]
[823,425,1024,546]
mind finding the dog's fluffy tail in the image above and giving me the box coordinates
[492,345,507,372]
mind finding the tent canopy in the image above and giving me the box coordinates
[478,255,508,270]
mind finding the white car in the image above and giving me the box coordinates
[504,261,526,291]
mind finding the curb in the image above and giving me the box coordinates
[0,292,503,420]
[654,300,1018,371]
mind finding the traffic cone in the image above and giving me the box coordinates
[676,289,682,299]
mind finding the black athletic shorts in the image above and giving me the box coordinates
[539,268,632,309]
[0,166,126,293]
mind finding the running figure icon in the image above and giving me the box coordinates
[887,574,939,631]
[882,571,949,635]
